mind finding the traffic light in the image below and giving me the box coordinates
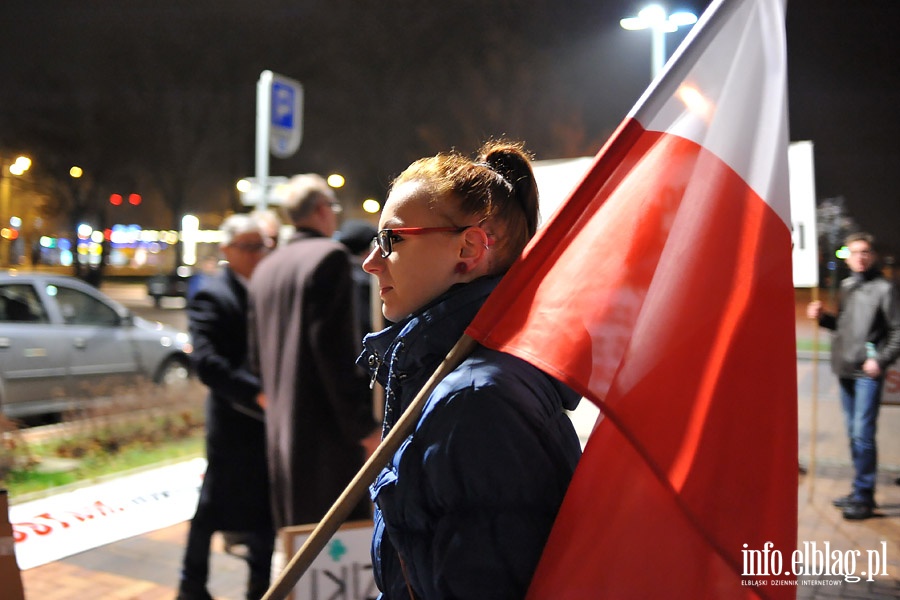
[110,193,141,206]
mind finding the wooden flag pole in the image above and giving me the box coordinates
[261,334,479,600]
[807,286,820,502]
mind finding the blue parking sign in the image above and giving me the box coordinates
[272,81,295,129]
[268,73,303,158]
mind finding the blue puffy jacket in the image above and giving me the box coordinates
[359,276,582,599]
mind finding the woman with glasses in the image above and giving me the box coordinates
[359,141,582,599]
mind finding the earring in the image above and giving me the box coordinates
[454,262,468,274]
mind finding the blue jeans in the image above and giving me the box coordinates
[839,376,883,503]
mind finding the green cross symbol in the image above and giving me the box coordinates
[328,539,348,562]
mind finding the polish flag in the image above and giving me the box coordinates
[466,0,797,597]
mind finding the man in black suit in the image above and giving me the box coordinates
[177,213,276,600]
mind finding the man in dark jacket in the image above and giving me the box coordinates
[178,214,276,600]
[248,174,379,530]
[808,232,900,520]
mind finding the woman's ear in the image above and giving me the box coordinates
[457,227,490,275]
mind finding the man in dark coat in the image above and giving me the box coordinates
[248,174,378,530]
[178,213,276,600]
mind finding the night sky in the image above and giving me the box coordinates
[1,0,898,256]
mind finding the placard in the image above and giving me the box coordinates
[280,520,376,600]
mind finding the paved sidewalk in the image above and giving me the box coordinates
[19,522,252,600]
[796,466,900,599]
[792,355,900,599]
[16,470,900,599]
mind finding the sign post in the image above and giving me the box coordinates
[789,141,819,289]
[1,490,24,600]
[255,71,304,210]
[787,141,822,500]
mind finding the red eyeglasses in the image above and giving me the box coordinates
[373,226,473,258]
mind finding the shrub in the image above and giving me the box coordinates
[1,377,206,497]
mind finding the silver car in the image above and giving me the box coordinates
[0,272,193,419]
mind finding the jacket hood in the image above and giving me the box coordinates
[358,275,581,414]
[358,276,501,389]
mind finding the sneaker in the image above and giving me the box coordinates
[833,494,877,509]
[842,501,875,521]
[832,494,855,508]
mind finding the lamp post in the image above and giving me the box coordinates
[1,155,32,266]
[620,5,698,79]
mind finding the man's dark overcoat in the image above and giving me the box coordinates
[248,229,376,529]
[188,267,272,530]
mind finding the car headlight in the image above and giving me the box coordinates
[176,333,193,354]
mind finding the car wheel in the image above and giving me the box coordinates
[156,357,191,386]
[152,295,162,308]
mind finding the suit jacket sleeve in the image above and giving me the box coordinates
[188,286,261,406]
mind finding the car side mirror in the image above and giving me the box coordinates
[120,312,135,327]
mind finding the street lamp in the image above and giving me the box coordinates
[8,156,32,177]
[362,198,381,214]
[1,155,33,266]
[620,5,698,79]
[327,173,345,189]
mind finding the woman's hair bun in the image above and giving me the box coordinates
[478,141,539,238]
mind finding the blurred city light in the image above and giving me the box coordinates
[362,198,381,214]
[8,156,31,176]
[675,84,712,119]
[69,166,84,178]
[620,5,697,79]
[327,173,345,188]
[237,176,290,207]
[181,214,200,266]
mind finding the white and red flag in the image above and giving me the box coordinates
[467,0,797,597]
